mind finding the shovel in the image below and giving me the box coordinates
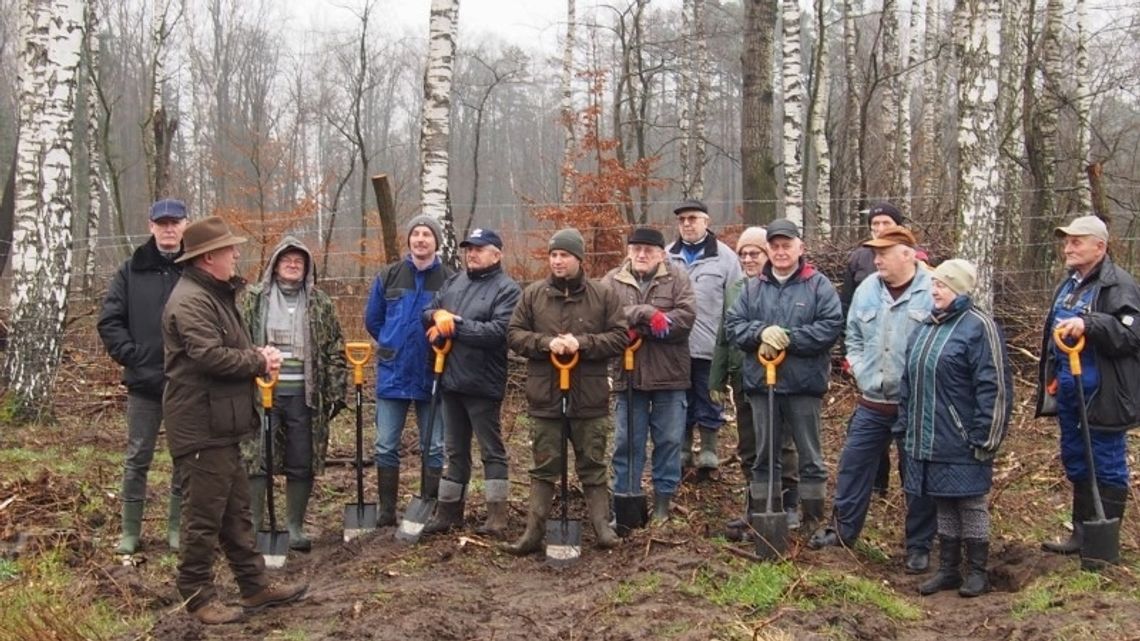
[750,348,788,560]
[615,337,648,536]
[255,372,289,568]
[343,342,378,542]
[546,351,582,567]
[1053,329,1121,570]
[395,339,452,544]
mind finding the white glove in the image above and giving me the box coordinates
[761,326,790,351]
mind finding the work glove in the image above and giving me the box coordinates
[426,325,448,347]
[432,309,458,337]
[841,358,852,376]
[761,325,791,351]
[759,343,780,360]
[627,328,641,345]
[649,310,672,339]
[327,400,347,422]
[709,388,726,405]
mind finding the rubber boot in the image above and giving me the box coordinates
[423,479,465,535]
[585,485,619,549]
[918,536,962,595]
[958,539,990,597]
[476,479,510,538]
[1042,481,1089,555]
[285,479,313,552]
[1100,484,1128,522]
[783,485,801,530]
[799,481,827,529]
[115,500,144,554]
[697,428,719,470]
[725,486,758,540]
[423,467,443,501]
[681,427,695,469]
[501,480,555,555]
[167,495,181,551]
[652,492,672,521]
[248,476,267,534]
[377,466,399,527]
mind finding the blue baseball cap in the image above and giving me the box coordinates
[149,199,187,221]
[460,228,503,249]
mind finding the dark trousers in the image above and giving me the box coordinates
[441,391,508,483]
[687,358,725,430]
[735,383,798,498]
[123,393,181,500]
[274,394,314,481]
[529,416,609,487]
[176,445,268,611]
[832,405,936,552]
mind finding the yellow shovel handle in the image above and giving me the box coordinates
[1052,328,1086,376]
[256,371,279,409]
[345,341,373,385]
[757,349,787,387]
[551,351,581,391]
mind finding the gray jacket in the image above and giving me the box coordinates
[667,231,743,359]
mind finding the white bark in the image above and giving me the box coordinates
[955,0,1002,312]
[559,0,575,204]
[5,0,86,418]
[83,0,101,287]
[997,0,1024,252]
[899,0,922,207]
[678,0,691,194]
[420,0,459,264]
[809,0,832,236]
[843,0,863,227]
[879,0,902,200]
[918,0,941,220]
[1075,0,1091,212]
[781,0,805,227]
[691,0,709,199]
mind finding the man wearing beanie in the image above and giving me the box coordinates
[1038,215,1140,557]
[667,199,743,475]
[603,227,696,520]
[364,214,455,526]
[503,227,628,555]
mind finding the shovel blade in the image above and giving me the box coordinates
[1080,516,1121,570]
[343,503,379,543]
[614,493,648,537]
[257,529,290,569]
[394,496,435,544]
[750,511,788,561]
[544,519,582,567]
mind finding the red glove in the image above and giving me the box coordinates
[841,358,852,375]
[627,328,641,344]
[649,311,672,339]
[432,310,457,337]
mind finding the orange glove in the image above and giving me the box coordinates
[426,325,448,347]
[1046,378,1059,396]
[432,310,457,337]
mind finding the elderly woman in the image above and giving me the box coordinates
[898,259,1012,598]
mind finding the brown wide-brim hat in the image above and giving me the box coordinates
[176,216,248,263]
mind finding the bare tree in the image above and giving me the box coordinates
[781,0,805,226]
[996,0,1025,260]
[807,0,832,236]
[1024,0,1063,279]
[142,0,181,201]
[841,0,863,232]
[1074,0,1092,212]
[879,0,902,200]
[559,0,576,204]
[421,0,460,266]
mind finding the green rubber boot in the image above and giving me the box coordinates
[285,480,313,552]
[167,495,181,551]
[115,500,145,554]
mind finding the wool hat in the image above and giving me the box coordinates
[673,199,708,216]
[863,225,917,249]
[765,218,801,240]
[628,227,665,249]
[932,259,977,296]
[149,198,187,221]
[407,214,443,248]
[736,226,768,252]
[1054,215,1109,242]
[176,216,247,263]
[549,228,585,262]
[867,202,904,226]
[460,227,503,249]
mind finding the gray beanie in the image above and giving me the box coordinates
[932,259,977,296]
[407,214,443,248]
[548,228,585,262]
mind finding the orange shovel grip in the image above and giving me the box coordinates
[757,349,786,387]
[255,371,279,409]
[550,351,581,391]
[345,342,372,385]
[1052,328,1085,376]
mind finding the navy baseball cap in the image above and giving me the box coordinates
[149,199,187,221]
[460,228,503,249]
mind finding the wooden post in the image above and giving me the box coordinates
[371,173,399,264]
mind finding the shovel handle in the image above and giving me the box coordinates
[432,339,453,374]
[256,371,279,409]
[1052,328,1086,376]
[623,338,642,372]
[345,341,372,385]
[551,351,580,391]
[757,349,786,386]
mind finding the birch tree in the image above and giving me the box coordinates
[897,0,922,208]
[81,0,102,290]
[421,0,459,266]
[841,0,863,233]
[4,0,87,420]
[559,0,575,204]
[741,0,777,225]
[996,0,1025,259]
[679,0,709,199]
[1074,0,1092,212]
[781,0,805,227]
[955,0,1002,311]
[917,0,942,223]
[879,0,902,200]
[1026,0,1063,275]
[143,0,180,201]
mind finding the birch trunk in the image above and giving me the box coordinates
[996,0,1024,261]
[741,0,778,225]
[843,0,863,233]
[420,0,459,266]
[809,0,832,236]
[879,0,901,200]
[679,0,692,195]
[1026,0,1062,276]
[4,0,86,420]
[781,0,805,227]
[954,0,1002,312]
[691,0,709,199]
[83,0,101,290]
[898,0,922,208]
[559,0,575,204]
[1074,0,1091,212]
[918,0,943,223]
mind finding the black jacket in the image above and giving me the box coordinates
[1035,255,1140,432]
[426,263,522,400]
[97,237,183,398]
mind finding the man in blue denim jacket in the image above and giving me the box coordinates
[809,226,938,575]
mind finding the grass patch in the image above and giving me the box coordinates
[610,572,662,605]
[0,559,18,581]
[803,572,921,621]
[1013,570,1109,617]
[706,562,798,611]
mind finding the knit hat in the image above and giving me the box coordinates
[1054,215,1109,242]
[628,227,665,249]
[867,202,904,226]
[736,226,767,252]
[549,228,585,261]
[932,259,977,296]
[407,214,443,248]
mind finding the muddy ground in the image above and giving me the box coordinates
[4,372,1140,641]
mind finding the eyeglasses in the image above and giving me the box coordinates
[677,215,707,225]
[739,251,765,259]
[279,257,305,267]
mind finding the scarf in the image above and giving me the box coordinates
[266,279,308,360]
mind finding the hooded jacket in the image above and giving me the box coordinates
[667,231,743,359]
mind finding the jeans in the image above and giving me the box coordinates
[832,404,937,552]
[123,393,180,502]
[1057,370,1129,488]
[613,390,686,496]
[441,392,508,483]
[686,358,725,430]
[374,397,445,469]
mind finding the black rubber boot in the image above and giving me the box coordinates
[423,467,443,501]
[652,493,672,521]
[423,479,465,535]
[501,480,555,556]
[585,485,619,549]
[377,466,400,527]
[1042,481,1090,555]
[958,539,990,597]
[918,536,962,595]
[1100,484,1128,522]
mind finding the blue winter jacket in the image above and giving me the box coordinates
[364,256,453,400]
[899,296,1013,464]
[723,258,843,396]
[845,268,933,404]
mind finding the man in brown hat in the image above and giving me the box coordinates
[162,216,307,624]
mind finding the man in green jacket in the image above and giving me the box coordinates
[503,228,628,555]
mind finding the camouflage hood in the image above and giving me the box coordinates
[260,235,316,291]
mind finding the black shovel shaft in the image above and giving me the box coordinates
[626,377,636,491]
[354,384,365,507]
[1074,379,1109,521]
[421,378,443,491]
[561,394,570,527]
[766,385,776,512]
[263,413,278,531]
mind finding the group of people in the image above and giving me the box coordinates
[97,194,1138,623]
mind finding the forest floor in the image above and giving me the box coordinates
[2,362,1140,641]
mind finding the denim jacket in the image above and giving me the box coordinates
[845,267,932,404]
